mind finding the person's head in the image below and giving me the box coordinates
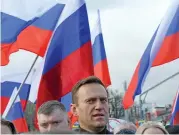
[1,118,16,134]
[136,121,168,134]
[71,76,109,133]
[37,100,70,133]
[165,125,179,134]
[113,122,136,134]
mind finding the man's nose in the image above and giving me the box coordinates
[95,100,103,110]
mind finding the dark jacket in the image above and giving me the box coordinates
[74,126,112,134]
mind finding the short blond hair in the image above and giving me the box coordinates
[136,121,168,134]
[38,100,66,115]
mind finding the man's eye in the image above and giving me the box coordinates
[41,123,48,128]
[52,121,62,125]
[53,122,59,125]
[101,98,107,103]
[87,99,95,104]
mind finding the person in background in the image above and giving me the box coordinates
[113,122,136,134]
[37,100,70,133]
[1,118,17,134]
[136,121,169,134]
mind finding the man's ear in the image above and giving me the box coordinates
[71,104,78,116]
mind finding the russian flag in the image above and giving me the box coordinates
[1,73,32,133]
[36,0,94,114]
[62,10,112,128]
[1,81,30,114]
[170,88,179,125]
[123,0,179,109]
[91,10,111,87]
[1,72,34,113]
[1,0,64,66]
[2,87,29,133]
[1,65,43,132]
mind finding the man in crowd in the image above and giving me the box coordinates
[113,122,136,134]
[37,100,70,133]
[71,76,112,134]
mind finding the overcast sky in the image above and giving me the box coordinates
[1,0,179,106]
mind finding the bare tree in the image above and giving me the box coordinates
[108,88,140,123]
[108,89,125,119]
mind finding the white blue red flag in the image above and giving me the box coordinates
[2,87,29,133]
[1,72,32,133]
[123,0,179,109]
[91,10,111,87]
[36,0,94,113]
[1,0,64,66]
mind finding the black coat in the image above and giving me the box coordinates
[74,126,113,134]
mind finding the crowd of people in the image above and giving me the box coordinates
[1,76,179,134]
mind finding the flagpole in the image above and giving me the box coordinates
[2,55,39,118]
[139,71,179,120]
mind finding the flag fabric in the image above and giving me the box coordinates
[91,10,111,87]
[61,93,72,112]
[1,0,64,66]
[61,93,77,128]
[62,10,112,128]
[1,62,43,132]
[68,110,78,128]
[62,9,112,127]
[1,72,33,114]
[36,0,94,116]
[1,80,30,114]
[123,0,179,109]
[1,73,33,133]
[170,88,179,125]
[2,87,29,133]
[28,60,45,104]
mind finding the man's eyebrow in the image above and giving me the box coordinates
[85,97,96,100]
[87,96,107,98]
[85,96,108,101]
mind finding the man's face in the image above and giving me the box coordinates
[1,124,12,134]
[72,83,109,131]
[37,109,69,133]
